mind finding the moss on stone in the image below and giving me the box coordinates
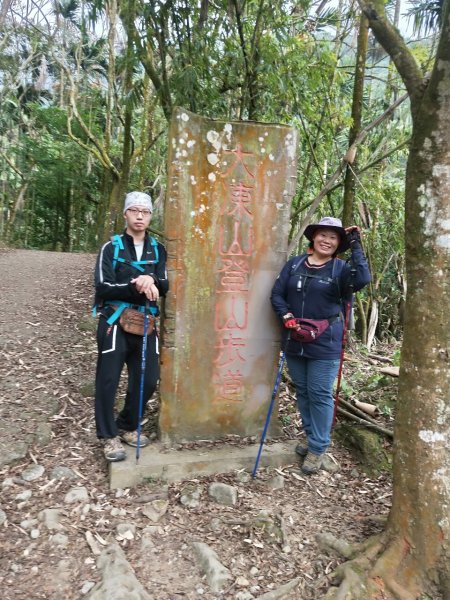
[335,423,392,476]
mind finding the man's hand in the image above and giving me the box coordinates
[131,275,159,301]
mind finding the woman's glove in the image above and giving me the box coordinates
[345,226,361,246]
[282,313,298,329]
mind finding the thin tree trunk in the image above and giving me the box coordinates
[0,0,12,25]
[342,13,369,226]
[5,182,29,242]
[328,0,450,596]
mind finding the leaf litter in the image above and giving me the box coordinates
[0,249,394,600]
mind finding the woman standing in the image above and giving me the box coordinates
[270,217,371,475]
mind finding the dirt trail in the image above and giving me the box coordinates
[0,249,391,600]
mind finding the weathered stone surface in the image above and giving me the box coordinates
[15,489,32,502]
[109,440,299,489]
[50,533,69,547]
[255,577,300,599]
[80,582,96,596]
[0,508,7,525]
[78,316,97,333]
[160,108,298,442]
[265,475,285,490]
[116,523,136,539]
[191,541,232,592]
[79,381,95,397]
[208,482,238,506]
[64,486,89,503]
[35,422,52,446]
[21,464,45,482]
[38,508,62,531]
[141,499,169,522]
[87,544,151,600]
[51,465,78,480]
[236,592,255,600]
[252,511,283,544]
[180,483,202,508]
[0,441,28,468]
[20,518,38,529]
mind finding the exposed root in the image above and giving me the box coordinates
[318,531,437,600]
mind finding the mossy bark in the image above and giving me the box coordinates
[335,423,391,476]
[330,1,450,598]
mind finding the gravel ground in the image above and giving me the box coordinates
[0,248,392,600]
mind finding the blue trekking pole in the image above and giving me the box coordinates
[252,335,289,479]
[136,301,150,463]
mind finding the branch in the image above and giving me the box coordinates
[131,130,164,166]
[127,9,172,121]
[1,152,25,178]
[356,0,424,110]
[55,55,120,178]
[323,138,410,197]
[0,0,12,26]
[337,406,393,438]
[66,111,117,176]
[287,92,409,255]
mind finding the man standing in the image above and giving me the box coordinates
[94,191,168,462]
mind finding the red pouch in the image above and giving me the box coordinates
[290,318,330,343]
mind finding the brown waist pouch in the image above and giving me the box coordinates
[119,308,155,336]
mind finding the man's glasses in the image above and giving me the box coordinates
[127,208,151,217]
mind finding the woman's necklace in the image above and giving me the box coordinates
[305,257,332,269]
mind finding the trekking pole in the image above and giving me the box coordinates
[252,335,289,480]
[136,300,150,463]
[333,254,357,426]
[332,299,352,427]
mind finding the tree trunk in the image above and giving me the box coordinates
[386,18,450,594]
[4,182,29,243]
[342,13,369,226]
[0,0,11,25]
[329,0,450,597]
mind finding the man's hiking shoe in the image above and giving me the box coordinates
[295,443,308,457]
[301,451,324,475]
[103,437,126,462]
[120,430,150,448]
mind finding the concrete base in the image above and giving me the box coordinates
[109,440,299,489]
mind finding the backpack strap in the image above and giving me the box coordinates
[104,301,158,326]
[111,234,124,270]
[291,255,348,306]
[111,235,159,273]
[290,255,308,276]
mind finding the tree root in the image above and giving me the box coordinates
[317,531,433,600]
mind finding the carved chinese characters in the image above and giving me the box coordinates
[159,108,298,442]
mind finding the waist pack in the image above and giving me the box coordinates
[290,318,330,343]
[119,308,155,336]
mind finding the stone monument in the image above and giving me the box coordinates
[159,108,298,442]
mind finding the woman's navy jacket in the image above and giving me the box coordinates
[270,242,371,359]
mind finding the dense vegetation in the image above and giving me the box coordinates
[0,0,437,342]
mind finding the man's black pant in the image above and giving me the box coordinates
[95,316,159,439]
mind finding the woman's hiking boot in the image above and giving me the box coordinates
[120,430,150,448]
[295,443,308,457]
[301,451,324,475]
[103,437,126,462]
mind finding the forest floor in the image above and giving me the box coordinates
[0,248,397,600]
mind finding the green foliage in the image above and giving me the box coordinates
[0,0,439,343]
[392,349,402,366]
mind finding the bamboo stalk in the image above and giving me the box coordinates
[337,406,393,438]
[339,397,382,425]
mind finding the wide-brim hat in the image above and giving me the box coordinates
[304,216,350,254]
